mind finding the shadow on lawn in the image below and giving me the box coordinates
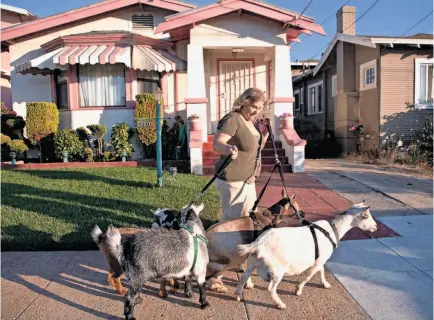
[19,169,155,189]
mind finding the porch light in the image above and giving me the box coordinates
[154,87,163,103]
[232,47,244,58]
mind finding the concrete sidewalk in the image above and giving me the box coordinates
[1,251,368,320]
[306,159,433,320]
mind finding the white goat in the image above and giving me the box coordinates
[235,201,377,309]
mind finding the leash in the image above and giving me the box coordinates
[186,155,232,207]
[181,225,208,272]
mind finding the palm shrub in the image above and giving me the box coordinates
[53,129,83,161]
[135,93,164,148]
[26,102,59,162]
[87,124,107,158]
[111,122,133,159]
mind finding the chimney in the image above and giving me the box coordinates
[336,6,356,35]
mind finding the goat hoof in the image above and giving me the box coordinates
[201,302,210,309]
[159,291,168,299]
[323,282,331,289]
[277,303,287,310]
[296,290,302,296]
[136,296,143,304]
[185,291,192,299]
[245,281,254,289]
[236,295,242,302]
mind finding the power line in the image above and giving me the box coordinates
[292,0,354,49]
[304,0,382,62]
[299,0,315,18]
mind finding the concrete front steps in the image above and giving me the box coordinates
[202,135,292,175]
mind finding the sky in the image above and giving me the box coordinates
[4,0,433,61]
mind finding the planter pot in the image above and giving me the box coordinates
[279,117,294,129]
[62,151,69,163]
[189,119,202,131]
[121,151,127,162]
[9,152,16,165]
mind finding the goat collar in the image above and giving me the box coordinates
[181,225,208,272]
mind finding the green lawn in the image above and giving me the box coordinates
[1,168,221,251]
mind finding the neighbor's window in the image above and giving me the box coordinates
[137,70,160,94]
[55,70,68,109]
[360,59,377,91]
[415,58,433,109]
[307,81,323,114]
[78,64,126,107]
[294,90,300,111]
[332,74,337,97]
[132,14,154,31]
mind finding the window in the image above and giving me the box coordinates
[307,81,323,114]
[79,64,126,107]
[55,70,68,109]
[132,14,154,31]
[294,90,300,111]
[360,59,377,91]
[300,87,304,110]
[415,58,433,109]
[332,74,337,97]
[137,70,160,94]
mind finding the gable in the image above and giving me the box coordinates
[2,0,195,42]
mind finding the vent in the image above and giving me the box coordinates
[132,14,154,30]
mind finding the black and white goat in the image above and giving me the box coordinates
[235,201,377,309]
[103,203,210,320]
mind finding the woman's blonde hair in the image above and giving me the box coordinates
[232,88,268,111]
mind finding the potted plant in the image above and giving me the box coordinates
[188,113,201,131]
[279,113,294,129]
[7,139,28,165]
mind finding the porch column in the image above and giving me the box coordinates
[185,44,208,174]
[274,45,306,173]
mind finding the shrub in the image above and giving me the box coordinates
[8,139,29,154]
[1,134,11,145]
[53,129,83,160]
[103,151,115,162]
[26,102,59,145]
[84,147,94,162]
[416,115,433,165]
[87,124,107,157]
[135,93,164,146]
[111,122,133,159]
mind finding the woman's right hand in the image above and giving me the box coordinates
[228,145,238,159]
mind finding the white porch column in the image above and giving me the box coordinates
[185,44,208,142]
[273,45,306,173]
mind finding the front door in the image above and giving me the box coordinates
[218,60,253,120]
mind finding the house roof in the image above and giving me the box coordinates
[0,3,36,17]
[1,0,195,42]
[313,33,434,76]
[154,0,326,40]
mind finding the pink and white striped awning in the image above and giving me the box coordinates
[15,44,186,74]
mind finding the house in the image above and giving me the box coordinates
[1,0,325,173]
[293,6,433,155]
[291,59,318,77]
[1,4,37,109]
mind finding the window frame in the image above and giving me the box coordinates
[307,80,324,115]
[294,89,300,111]
[77,64,126,108]
[359,59,377,91]
[331,74,337,97]
[414,58,434,110]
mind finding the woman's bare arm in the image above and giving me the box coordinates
[213,130,238,158]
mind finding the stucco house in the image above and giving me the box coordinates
[1,4,37,109]
[293,6,433,156]
[1,0,325,173]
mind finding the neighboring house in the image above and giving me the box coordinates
[293,6,433,155]
[291,59,318,77]
[1,0,325,173]
[1,4,37,108]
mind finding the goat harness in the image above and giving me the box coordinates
[181,225,208,272]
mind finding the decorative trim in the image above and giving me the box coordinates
[161,73,169,108]
[185,97,208,104]
[125,68,136,108]
[272,97,294,103]
[216,58,256,120]
[67,65,79,110]
[174,71,179,113]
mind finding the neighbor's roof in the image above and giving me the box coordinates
[0,3,35,17]
[313,33,434,76]
[1,0,195,42]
